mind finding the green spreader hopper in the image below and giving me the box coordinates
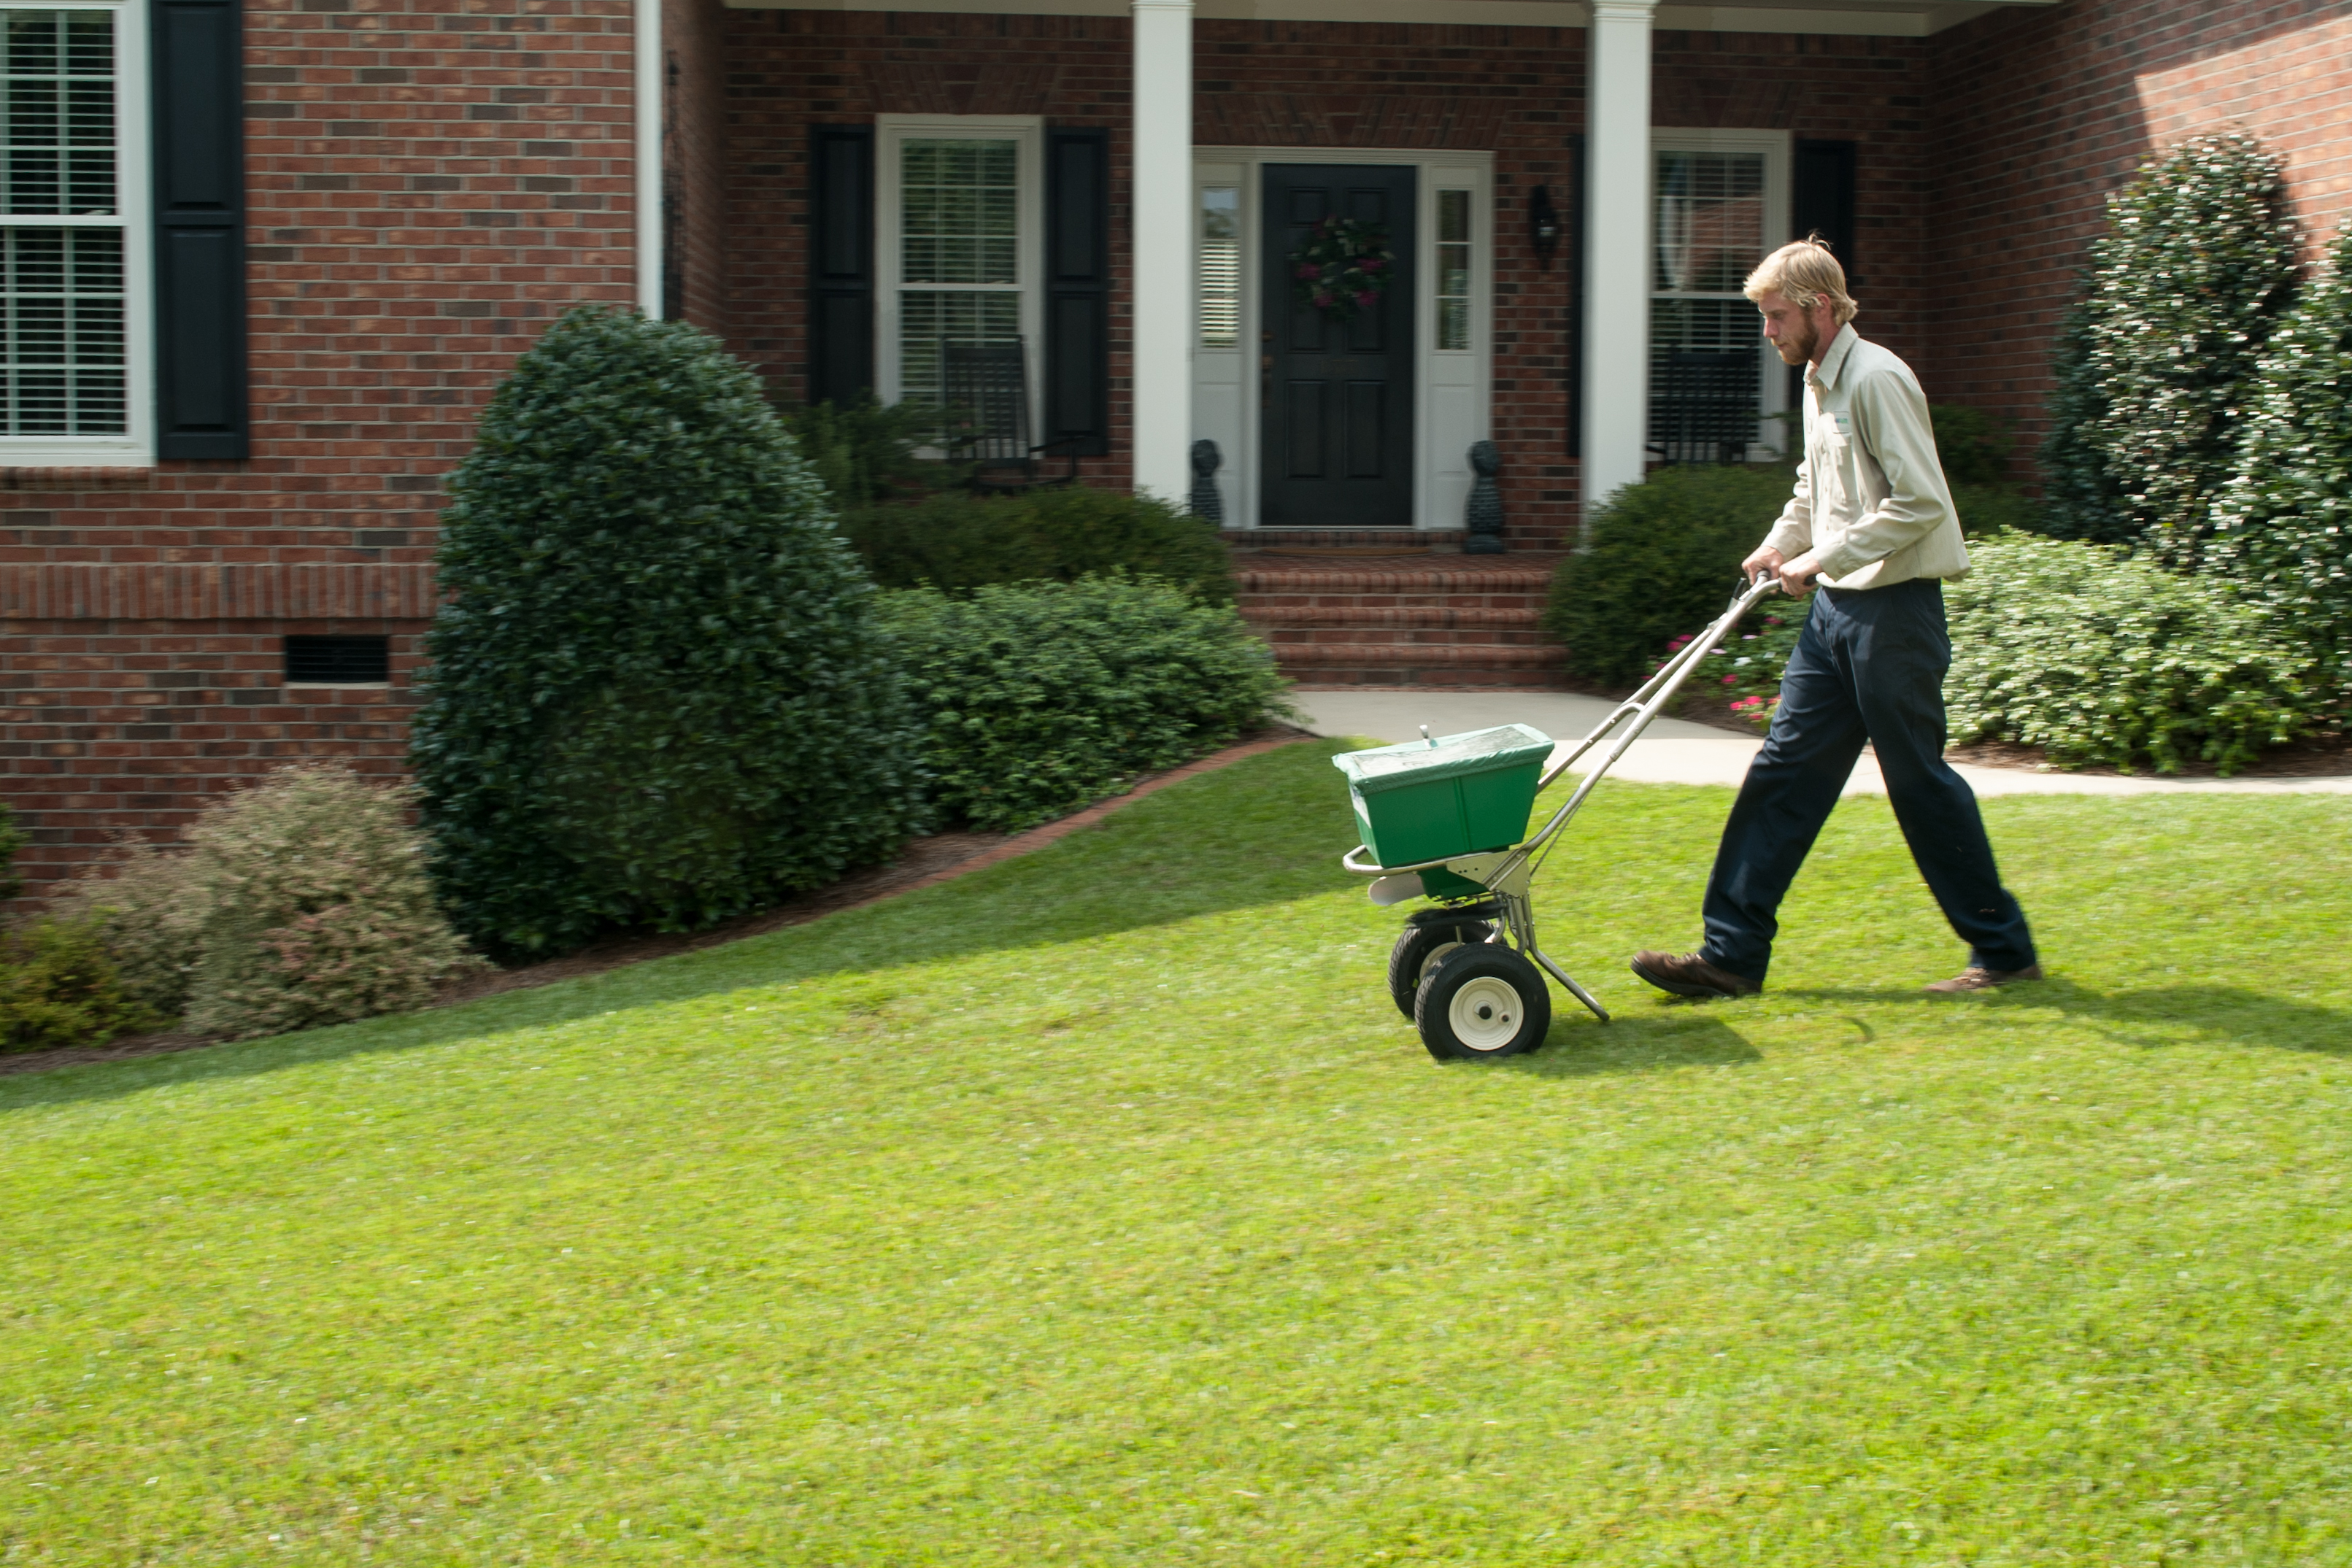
[1332,724,1554,868]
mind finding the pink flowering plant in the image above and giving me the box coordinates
[1683,609,1804,732]
[1287,216,1393,323]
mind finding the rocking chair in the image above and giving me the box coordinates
[938,339,1083,494]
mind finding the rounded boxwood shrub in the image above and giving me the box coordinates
[411,307,930,958]
[2039,133,2299,557]
[1543,465,1792,687]
[1946,533,2316,776]
[843,486,1234,606]
[878,576,1287,833]
[2210,223,2352,706]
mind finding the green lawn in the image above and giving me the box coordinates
[6,742,2351,1566]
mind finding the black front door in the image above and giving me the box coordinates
[1260,164,1416,528]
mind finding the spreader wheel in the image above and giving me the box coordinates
[1385,919,1493,1019]
[1414,944,1552,1062]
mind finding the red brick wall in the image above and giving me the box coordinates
[1654,30,1932,380]
[717,13,1932,543]
[1,0,639,901]
[722,8,1135,479]
[1926,0,2352,455]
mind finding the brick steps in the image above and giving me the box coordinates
[1231,552,1568,687]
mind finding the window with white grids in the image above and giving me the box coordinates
[0,1,146,459]
[1198,185,1238,349]
[877,121,1041,412]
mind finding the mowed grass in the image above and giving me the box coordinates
[5,742,2351,1567]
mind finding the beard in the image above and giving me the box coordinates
[1773,317,1820,366]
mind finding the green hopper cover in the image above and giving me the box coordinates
[1333,724,1555,795]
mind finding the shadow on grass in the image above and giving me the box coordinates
[1,742,1376,1110]
[1510,1012,1763,1078]
[1786,978,2352,1058]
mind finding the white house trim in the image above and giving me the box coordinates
[0,0,153,467]
[1192,146,1495,533]
[725,0,2060,37]
[635,0,663,317]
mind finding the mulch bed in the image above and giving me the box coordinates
[0,730,1314,1080]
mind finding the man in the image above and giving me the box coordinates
[1630,238,2040,1000]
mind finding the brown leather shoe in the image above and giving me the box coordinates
[1630,949,1760,1000]
[1924,963,2044,995]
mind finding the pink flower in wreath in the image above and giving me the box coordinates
[1295,263,1319,280]
[1312,290,1332,309]
[1355,290,1376,309]
[1360,257,1385,273]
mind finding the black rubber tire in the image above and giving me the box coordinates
[1387,921,1492,1019]
[1414,943,1553,1062]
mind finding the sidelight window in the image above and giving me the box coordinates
[0,1,146,458]
[1198,185,1238,349]
[1435,190,1472,352]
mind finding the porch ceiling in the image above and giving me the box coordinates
[725,0,2064,38]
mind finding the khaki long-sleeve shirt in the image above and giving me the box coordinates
[1761,325,1970,590]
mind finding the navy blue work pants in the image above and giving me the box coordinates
[1697,576,2036,986]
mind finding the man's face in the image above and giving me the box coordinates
[1757,289,1821,367]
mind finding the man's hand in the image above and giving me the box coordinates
[1777,553,1824,597]
[1740,545,1784,585]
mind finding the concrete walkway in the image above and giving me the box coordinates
[1294,689,2352,797]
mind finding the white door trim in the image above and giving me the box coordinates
[1192,146,1495,531]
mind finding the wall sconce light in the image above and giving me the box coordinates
[1528,185,1561,271]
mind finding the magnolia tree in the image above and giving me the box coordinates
[411,308,929,959]
[2210,223,2352,704]
[2040,133,2299,557]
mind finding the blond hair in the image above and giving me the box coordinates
[1744,236,1859,326]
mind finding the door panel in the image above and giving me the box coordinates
[1260,164,1416,528]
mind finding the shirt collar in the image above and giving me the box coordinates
[1808,323,1860,390]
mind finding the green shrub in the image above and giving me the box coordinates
[55,834,206,1017]
[0,802,22,904]
[1946,533,2315,775]
[0,916,160,1052]
[1951,482,2044,538]
[65,766,487,1041]
[1544,465,1792,686]
[1930,404,2012,485]
[844,487,1235,606]
[2210,223,2352,706]
[2038,134,2299,557]
[411,307,930,959]
[878,576,1288,833]
[776,394,961,507]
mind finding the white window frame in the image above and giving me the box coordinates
[1190,147,1494,532]
[1649,128,1792,463]
[0,0,153,466]
[873,114,1044,431]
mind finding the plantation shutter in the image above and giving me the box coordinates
[1043,125,1108,458]
[807,124,875,406]
[1792,139,1858,286]
[151,0,250,460]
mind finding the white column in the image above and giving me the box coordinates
[635,0,664,317]
[1579,0,1656,530]
[1130,0,1193,503]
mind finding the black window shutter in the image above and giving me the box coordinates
[1792,139,1859,287]
[1044,125,1108,459]
[807,125,875,406]
[151,0,249,460]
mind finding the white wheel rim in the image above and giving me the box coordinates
[1449,974,1526,1053]
[1417,940,1465,987]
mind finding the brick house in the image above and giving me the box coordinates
[3,0,2350,900]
